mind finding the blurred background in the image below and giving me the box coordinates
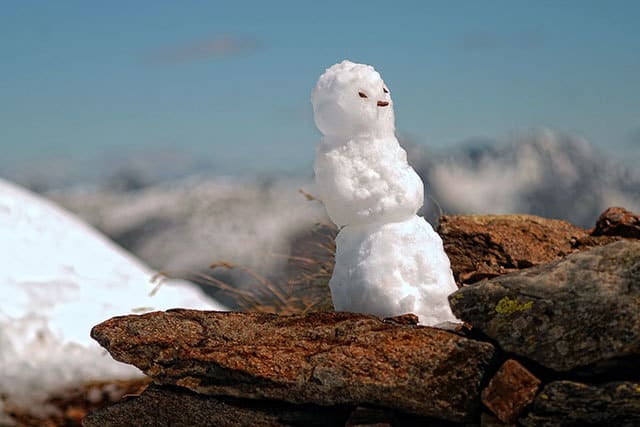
[2,1,639,297]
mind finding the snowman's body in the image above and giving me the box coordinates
[315,135,423,227]
[312,60,459,325]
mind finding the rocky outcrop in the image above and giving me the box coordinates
[481,360,541,424]
[520,381,640,427]
[80,208,640,426]
[91,310,495,422]
[592,206,640,239]
[449,240,640,372]
[83,384,352,427]
[438,213,618,285]
[83,385,462,427]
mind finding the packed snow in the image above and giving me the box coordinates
[0,178,226,413]
[312,60,459,325]
[312,60,423,227]
[331,216,459,325]
[315,136,424,227]
[311,60,395,139]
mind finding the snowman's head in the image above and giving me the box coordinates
[312,60,394,138]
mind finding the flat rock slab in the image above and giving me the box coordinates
[520,381,640,427]
[449,240,640,372]
[83,384,351,427]
[438,214,617,285]
[91,311,495,422]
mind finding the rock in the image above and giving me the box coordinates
[83,384,351,427]
[91,310,495,422]
[344,407,396,427]
[438,214,617,285]
[481,360,541,424]
[592,207,640,239]
[382,313,419,325]
[520,381,640,427]
[480,412,513,427]
[342,406,458,427]
[85,387,458,427]
[449,240,640,371]
[3,378,149,427]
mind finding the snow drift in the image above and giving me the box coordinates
[0,178,225,412]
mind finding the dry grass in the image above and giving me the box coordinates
[153,221,336,315]
[153,190,337,315]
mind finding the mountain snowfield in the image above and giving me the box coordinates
[0,178,226,413]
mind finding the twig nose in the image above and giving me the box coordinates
[377,101,389,107]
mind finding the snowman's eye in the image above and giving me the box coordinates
[383,87,389,94]
[358,91,368,98]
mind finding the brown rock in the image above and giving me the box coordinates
[438,214,617,285]
[480,412,513,427]
[91,310,495,422]
[344,407,396,427]
[83,384,351,427]
[382,313,419,325]
[4,378,149,427]
[449,240,640,372]
[592,206,640,238]
[342,405,456,427]
[481,360,541,424]
[520,380,640,427]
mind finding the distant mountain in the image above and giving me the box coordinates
[405,129,640,228]
[50,176,325,292]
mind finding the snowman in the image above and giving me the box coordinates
[312,60,459,326]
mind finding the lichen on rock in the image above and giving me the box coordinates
[449,240,640,371]
[494,297,534,316]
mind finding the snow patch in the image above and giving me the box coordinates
[0,178,225,411]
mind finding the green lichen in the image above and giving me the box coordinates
[495,296,534,316]
[540,393,549,400]
[452,292,464,300]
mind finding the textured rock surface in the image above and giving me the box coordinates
[592,206,640,239]
[520,381,640,427]
[480,412,513,427]
[91,310,495,422]
[344,407,396,427]
[481,360,541,424]
[438,214,618,284]
[449,240,640,371]
[83,384,351,427]
[343,405,457,427]
[83,386,455,427]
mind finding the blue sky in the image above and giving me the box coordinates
[1,1,639,178]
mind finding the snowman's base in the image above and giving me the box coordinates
[330,215,460,326]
